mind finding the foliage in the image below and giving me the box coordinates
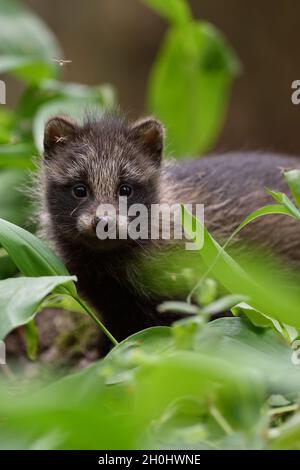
[0,0,299,451]
[144,0,240,156]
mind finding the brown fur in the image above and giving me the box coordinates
[37,114,300,352]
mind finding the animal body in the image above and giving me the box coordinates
[38,114,300,349]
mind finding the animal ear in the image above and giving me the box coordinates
[130,117,164,164]
[44,116,78,154]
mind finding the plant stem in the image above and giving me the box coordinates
[74,296,118,346]
[210,405,233,435]
[268,403,299,416]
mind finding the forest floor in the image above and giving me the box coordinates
[4,309,102,381]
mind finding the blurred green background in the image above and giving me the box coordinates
[6,0,300,155]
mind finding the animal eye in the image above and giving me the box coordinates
[72,184,88,198]
[119,183,133,197]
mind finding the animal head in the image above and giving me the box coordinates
[42,114,164,250]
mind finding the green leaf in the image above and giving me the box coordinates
[158,301,199,315]
[201,294,246,316]
[0,218,76,296]
[24,319,38,360]
[265,188,300,220]
[0,0,61,82]
[0,249,17,280]
[0,367,135,449]
[0,143,36,169]
[195,317,298,392]
[0,0,61,58]
[0,56,56,83]
[135,347,264,434]
[0,315,299,449]
[104,327,174,384]
[232,302,273,328]
[17,80,116,123]
[142,0,192,26]
[194,277,218,306]
[172,316,201,350]
[147,21,240,156]
[284,169,300,209]
[0,275,76,339]
[232,302,298,343]
[158,294,245,318]
[182,206,300,328]
[0,170,31,226]
[223,204,295,249]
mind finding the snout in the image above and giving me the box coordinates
[77,210,129,248]
[92,215,110,233]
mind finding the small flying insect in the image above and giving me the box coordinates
[52,58,72,67]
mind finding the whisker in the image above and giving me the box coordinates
[70,201,84,217]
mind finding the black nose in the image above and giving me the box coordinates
[93,216,109,232]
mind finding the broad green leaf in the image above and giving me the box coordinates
[0,0,61,82]
[108,326,173,359]
[195,318,300,393]
[142,0,192,26]
[104,327,174,384]
[172,316,201,350]
[0,315,299,449]
[0,218,76,296]
[0,249,16,280]
[0,56,56,83]
[0,368,135,450]
[147,21,240,156]
[24,319,38,360]
[17,80,116,123]
[0,275,76,339]
[0,0,61,58]
[232,302,298,343]
[182,207,300,328]
[284,169,300,209]
[0,143,36,169]
[135,348,264,434]
[0,170,31,226]
[232,302,273,328]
